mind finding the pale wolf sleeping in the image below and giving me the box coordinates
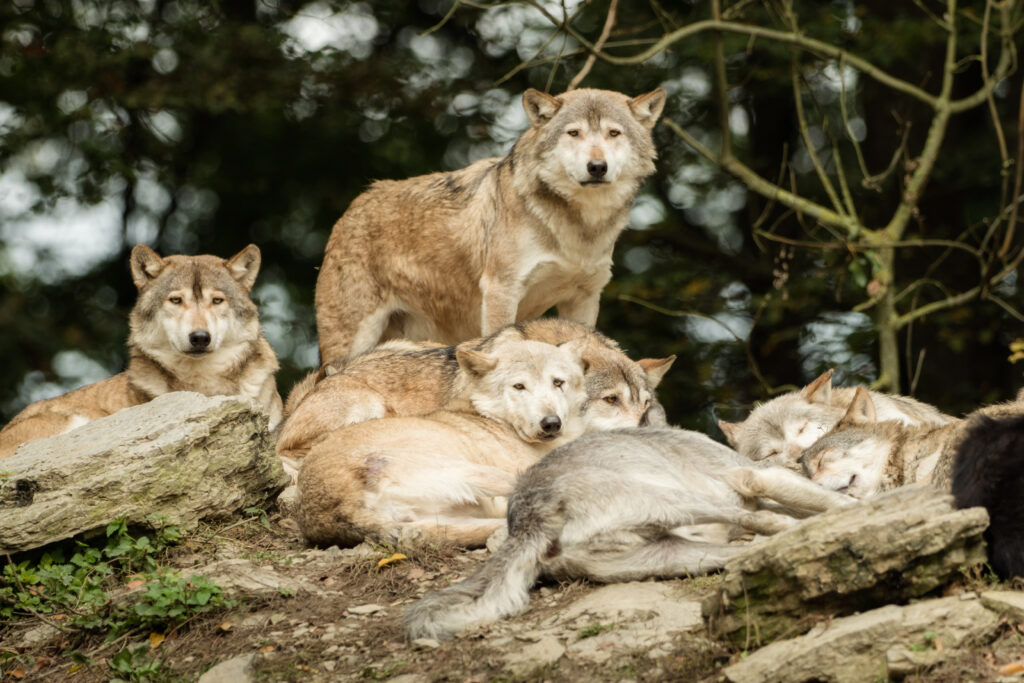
[0,244,282,459]
[315,87,666,362]
[296,338,597,548]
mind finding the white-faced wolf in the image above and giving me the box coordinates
[314,87,666,363]
[404,427,852,640]
[0,244,282,459]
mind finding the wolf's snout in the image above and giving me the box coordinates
[540,415,562,434]
[586,160,607,179]
[189,330,211,350]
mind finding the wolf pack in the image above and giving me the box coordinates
[2,87,1022,643]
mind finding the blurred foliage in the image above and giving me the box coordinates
[0,0,1021,434]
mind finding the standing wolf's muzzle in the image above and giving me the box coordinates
[586,160,607,179]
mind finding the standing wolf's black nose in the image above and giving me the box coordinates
[540,415,562,434]
[189,330,211,349]
[587,160,607,179]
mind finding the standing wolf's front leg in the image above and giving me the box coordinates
[479,274,523,335]
[556,291,601,327]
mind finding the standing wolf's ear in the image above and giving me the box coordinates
[800,368,835,405]
[130,244,166,290]
[226,244,262,291]
[638,355,676,389]
[628,88,667,129]
[523,89,562,127]
[456,348,500,377]
[836,387,877,429]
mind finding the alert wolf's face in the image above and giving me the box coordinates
[719,369,841,468]
[457,339,587,448]
[520,88,665,198]
[128,244,263,358]
[580,346,675,431]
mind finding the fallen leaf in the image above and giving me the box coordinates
[68,665,82,674]
[377,553,407,568]
[998,661,1024,675]
[259,645,275,653]
[218,621,233,632]
[126,579,146,591]
[149,633,165,649]
[9,669,25,679]
[407,567,425,580]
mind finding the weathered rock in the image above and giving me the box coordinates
[181,559,324,598]
[703,485,988,646]
[981,590,1024,622]
[197,653,257,683]
[722,596,1000,683]
[502,635,566,674]
[0,392,287,554]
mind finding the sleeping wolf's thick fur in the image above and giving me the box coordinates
[276,319,674,461]
[0,244,282,459]
[315,87,666,362]
[296,339,592,548]
[404,427,852,640]
[952,413,1024,579]
[719,368,953,468]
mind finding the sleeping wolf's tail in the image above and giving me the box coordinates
[404,528,552,641]
[952,412,1024,579]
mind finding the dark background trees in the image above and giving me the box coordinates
[1,0,1021,433]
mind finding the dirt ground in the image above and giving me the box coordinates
[3,509,1024,682]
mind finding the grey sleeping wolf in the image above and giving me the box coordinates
[718,368,953,469]
[276,318,674,462]
[0,244,282,459]
[315,87,666,362]
[405,427,852,640]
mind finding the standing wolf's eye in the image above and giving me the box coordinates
[552,378,564,388]
[513,383,526,391]
[211,297,224,305]
[566,129,580,137]
[168,296,182,305]
[608,129,621,137]
[603,395,619,405]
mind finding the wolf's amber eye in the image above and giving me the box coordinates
[608,129,621,137]
[566,129,580,137]
[603,395,619,405]
[168,296,182,305]
[553,378,564,388]
[513,383,526,391]
[211,297,224,305]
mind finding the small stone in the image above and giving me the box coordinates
[349,604,384,615]
[321,660,337,672]
[412,638,440,649]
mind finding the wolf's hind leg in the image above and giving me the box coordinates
[726,466,853,512]
[549,535,743,582]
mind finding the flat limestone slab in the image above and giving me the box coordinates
[0,392,286,554]
[723,596,999,683]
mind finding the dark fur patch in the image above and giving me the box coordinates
[952,413,1024,578]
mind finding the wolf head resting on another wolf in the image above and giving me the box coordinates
[315,87,666,363]
[718,368,953,469]
[0,244,282,459]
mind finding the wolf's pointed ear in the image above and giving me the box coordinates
[130,244,166,290]
[628,88,667,129]
[557,336,591,374]
[226,244,262,291]
[836,387,876,429]
[638,355,676,388]
[800,368,835,405]
[718,419,741,447]
[456,348,500,377]
[523,89,562,127]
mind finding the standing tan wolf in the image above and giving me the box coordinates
[276,318,674,462]
[315,87,667,362]
[0,244,282,459]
